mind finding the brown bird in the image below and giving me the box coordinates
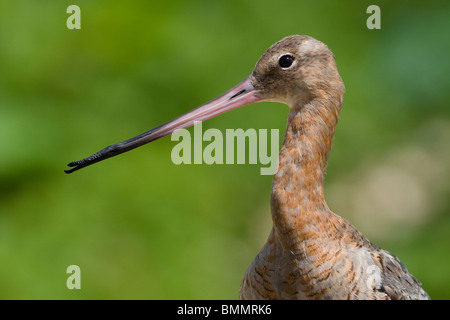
[65,35,430,300]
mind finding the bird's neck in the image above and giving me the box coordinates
[270,96,342,247]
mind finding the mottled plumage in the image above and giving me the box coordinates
[239,35,429,300]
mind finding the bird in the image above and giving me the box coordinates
[65,35,430,300]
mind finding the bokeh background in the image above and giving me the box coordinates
[1,0,449,299]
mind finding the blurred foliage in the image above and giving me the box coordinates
[0,0,449,299]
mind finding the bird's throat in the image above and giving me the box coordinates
[270,98,341,246]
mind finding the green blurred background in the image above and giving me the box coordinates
[1,0,449,299]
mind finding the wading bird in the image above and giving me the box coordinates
[65,35,430,300]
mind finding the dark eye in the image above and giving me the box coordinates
[278,55,295,68]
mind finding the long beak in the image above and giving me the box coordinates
[65,77,261,174]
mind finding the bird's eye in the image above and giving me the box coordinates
[278,55,295,69]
